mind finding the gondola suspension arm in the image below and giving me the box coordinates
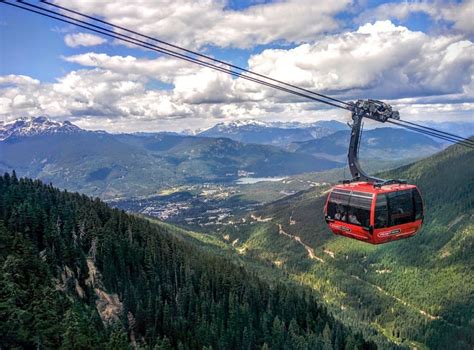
[347,100,403,184]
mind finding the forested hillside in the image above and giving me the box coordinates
[0,172,375,349]
[206,140,474,349]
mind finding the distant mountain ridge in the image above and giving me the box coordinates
[201,119,345,130]
[429,121,474,138]
[199,119,347,147]
[0,116,82,141]
[0,116,458,199]
[0,117,341,199]
[290,127,443,161]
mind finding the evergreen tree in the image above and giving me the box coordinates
[0,173,375,349]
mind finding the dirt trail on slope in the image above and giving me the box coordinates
[278,224,324,263]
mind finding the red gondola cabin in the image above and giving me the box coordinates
[324,182,423,244]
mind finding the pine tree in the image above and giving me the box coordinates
[0,173,377,349]
[271,316,285,350]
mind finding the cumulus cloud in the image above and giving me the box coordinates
[63,53,200,83]
[247,21,474,99]
[1,19,473,132]
[0,66,340,131]
[0,75,40,86]
[0,66,471,132]
[357,0,474,36]
[442,0,474,35]
[55,0,351,49]
[64,32,107,47]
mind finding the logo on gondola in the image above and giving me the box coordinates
[330,223,351,232]
[379,229,401,237]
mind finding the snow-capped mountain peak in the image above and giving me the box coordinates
[226,119,268,127]
[205,119,269,133]
[0,116,83,141]
[201,119,347,135]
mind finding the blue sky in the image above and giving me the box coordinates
[0,3,163,82]
[0,0,472,132]
[1,0,439,82]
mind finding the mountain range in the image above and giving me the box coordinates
[199,119,347,147]
[0,117,341,199]
[290,127,443,161]
[0,116,464,200]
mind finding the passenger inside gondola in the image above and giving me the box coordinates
[334,205,345,220]
[327,189,374,227]
[348,211,361,225]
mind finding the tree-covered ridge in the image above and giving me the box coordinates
[208,140,473,349]
[0,172,375,349]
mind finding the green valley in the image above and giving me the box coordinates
[185,140,473,349]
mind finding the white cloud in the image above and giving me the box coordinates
[0,75,40,86]
[357,0,474,36]
[0,66,344,132]
[64,32,107,47]
[247,21,474,99]
[444,0,474,35]
[55,0,351,49]
[357,2,438,23]
[63,53,200,83]
[1,19,473,132]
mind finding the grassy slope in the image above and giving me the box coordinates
[188,141,473,349]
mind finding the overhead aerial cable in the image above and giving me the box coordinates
[3,0,473,148]
[386,120,474,148]
[390,119,473,145]
[40,0,352,109]
[4,0,473,246]
[9,0,350,111]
